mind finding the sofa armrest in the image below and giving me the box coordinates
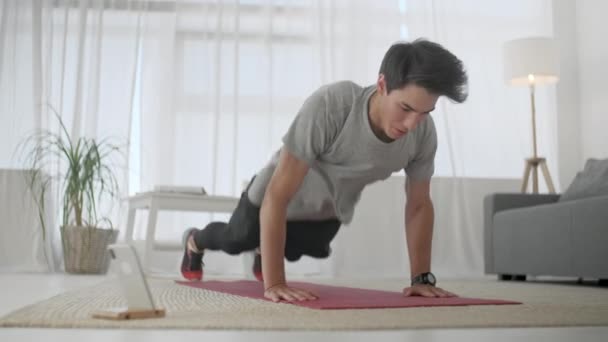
[483,193,560,274]
[485,193,561,214]
[570,195,608,278]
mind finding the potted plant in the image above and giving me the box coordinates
[17,110,123,274]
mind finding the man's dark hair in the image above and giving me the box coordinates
[379,39,468,103]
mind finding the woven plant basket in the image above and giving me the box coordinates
[61,225,118,274]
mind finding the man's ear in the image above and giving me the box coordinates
[377,74,387,96]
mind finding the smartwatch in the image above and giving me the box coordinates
[411,272,437,287]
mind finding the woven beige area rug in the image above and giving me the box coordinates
[1,278,607,330]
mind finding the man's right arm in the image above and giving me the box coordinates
[260,147,318,302]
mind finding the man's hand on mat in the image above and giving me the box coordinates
[402,284,458,298]
[264,283,319,302]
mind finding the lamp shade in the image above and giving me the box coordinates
[503,37,559,86]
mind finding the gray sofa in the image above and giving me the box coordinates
[484,159,608,283]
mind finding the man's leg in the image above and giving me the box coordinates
[252,219,341,281]
[284,219,341,261]
[193,190,260,254]
[181,178,261,281]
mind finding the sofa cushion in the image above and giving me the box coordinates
[560,158,608,202]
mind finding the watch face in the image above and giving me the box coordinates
[412,272,437,286]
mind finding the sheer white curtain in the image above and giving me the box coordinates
[406,0,556,179]
[134,0,404,199]
[327,0,557,278]
[133,0,556,278]
[0,0,144,271]
[133,0,407,275]
[400,0,556,277]
[1,0,556,277]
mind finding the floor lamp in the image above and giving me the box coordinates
[503,37,559,194]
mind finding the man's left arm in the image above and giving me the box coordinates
[402,178,457,298]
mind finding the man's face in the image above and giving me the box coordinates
[376,75,439,140]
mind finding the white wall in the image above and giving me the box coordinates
[553,0,608,189]
[143,176,520,279]
[0,170,56,272]
[575,0,608,161]
[552,0,583,189]
[331,176,520,279]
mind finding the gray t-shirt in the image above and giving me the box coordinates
[247,81,437,224]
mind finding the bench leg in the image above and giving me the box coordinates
[125,208,136,242]
[144,201,159,273]
[241,251,255,280]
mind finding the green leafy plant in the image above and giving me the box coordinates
[16,108,123,272]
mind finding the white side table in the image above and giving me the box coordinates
[124,191,239,272]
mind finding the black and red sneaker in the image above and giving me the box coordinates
[252,249,263,282]
[180,227,204,281]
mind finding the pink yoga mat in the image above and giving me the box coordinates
[176,280,521,310]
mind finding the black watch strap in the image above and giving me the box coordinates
[411,272,437,286]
